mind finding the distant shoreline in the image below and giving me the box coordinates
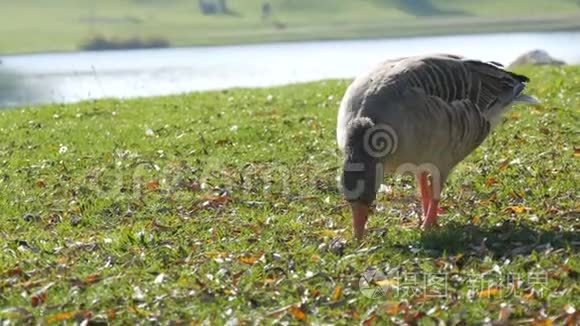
[1,14,579,56]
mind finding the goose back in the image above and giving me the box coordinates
[337,54,535,180]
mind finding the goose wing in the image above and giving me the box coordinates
[358,55,533,172]
[387,55,531,122]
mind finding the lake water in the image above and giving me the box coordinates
[1,31,579,108]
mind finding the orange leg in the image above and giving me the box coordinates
[418,172,431,216]
[421,198,440,229]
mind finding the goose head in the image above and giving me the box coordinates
[341,118,385,240]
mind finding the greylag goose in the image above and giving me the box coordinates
[337,54,539,240]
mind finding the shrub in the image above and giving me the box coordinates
[80,35,170,51]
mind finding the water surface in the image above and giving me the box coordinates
[1,31,579,108]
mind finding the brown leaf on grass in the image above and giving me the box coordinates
[187,181,201,192]
[564,314,578,326]
[107,309,117,321]
[238,253,263,265]
[498,160,509,171]
[35,179,46,188]
[266,304,293,318]
[204,251,228,259]
[84,274,101,285]
[127,305,152,317]
[79,310,93,321]
[30,282,55,307]
[531,319,553,326]
[404,311,426,324]
[498,303,511,324]
[347,310,360,320]
[288,305,307,321]
[152,220,173,232]
[411,293,433,305]
[485,177,497,187]
[384,302,404,315]
[362,314,378,326]
[215,139,233,146]
[7,267,24,277]
[559,264,579,279]
[478,287,501,298]
[31,291,48,307]
[331,286,342,301]
[506,206,529,214]
[574,146,580,158]
[146,179,160,191]
[522,290,536,301]
[46,311,74,324]
[310,289,321,298]
[200,193,230,209]
[556,305,578,326]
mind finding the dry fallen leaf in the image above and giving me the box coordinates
[289,305,307,321]
[239,254,262,265]
[478,288,501,298]
[522,291,536,301]
[35,179,46,188]
[411,293,433,304]
[498,303,511,323]
[574,146,580,158]
[146,179,160,191]
[506,206,528,214]
[331,286,342,302]
[362,314,378,326]
[46,311,74,323]
[348,310,360,320]
[107,309,116,321]
[200,193,230,209]
[531,318,553,326]
[498,160,509,171]
[31,291,48,307]
[30,282,54,307]
[384,302,405,315]
[559,264,579,278]
[564,314,577,326]
[7,267,24,277]
[485,177,497,187]
[404,311,426,323]
[84,274,101,285]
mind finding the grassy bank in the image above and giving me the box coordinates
[0,66,579,324]
[1,0,580,54]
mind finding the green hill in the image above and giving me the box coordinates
[1,1,580,53]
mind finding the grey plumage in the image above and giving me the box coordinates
[337,54,539,238]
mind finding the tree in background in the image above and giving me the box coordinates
[199,0,231,15]
[262,1,272,20]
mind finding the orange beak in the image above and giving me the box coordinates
[351,202,370,240]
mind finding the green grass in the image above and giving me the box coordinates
[0,66,579,324]
[1,0,580,54]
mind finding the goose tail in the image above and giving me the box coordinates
[514,94,541,106]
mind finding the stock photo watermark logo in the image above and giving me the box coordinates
[359,269,549,299]
[339,122,443,200]
[363,123,398,158]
